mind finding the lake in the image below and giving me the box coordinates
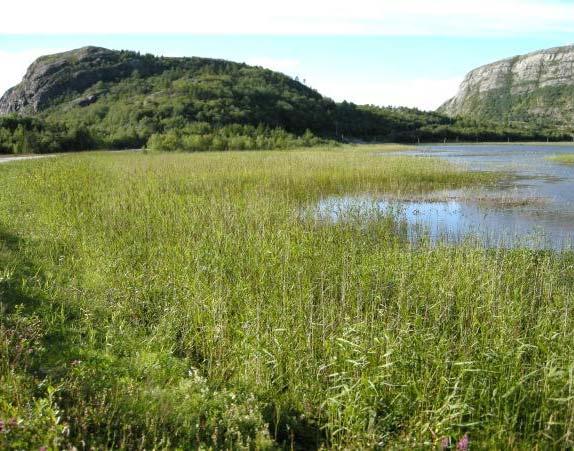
[316,144,574,249]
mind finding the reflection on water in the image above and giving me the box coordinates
[316,196,574,249]
[317,145,574,249]
[398,144,574,209]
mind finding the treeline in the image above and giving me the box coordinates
[147,123,325,151]
[2,112,573,155]
[0,116,327,154]
[0,116,96,154]
[392,119,574,144]
[336,104,574,143]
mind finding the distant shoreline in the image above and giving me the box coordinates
[409,141,574,147]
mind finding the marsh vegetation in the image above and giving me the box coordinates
[548,153,574,164]
[2,146,574,449]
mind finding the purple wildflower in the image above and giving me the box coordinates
[39,446,48,451]
[0,419,4,433]
[457,433,470,450]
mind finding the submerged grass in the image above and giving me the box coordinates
[1,146,574,449]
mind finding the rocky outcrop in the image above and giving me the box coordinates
[439,45,574,125]
[0,47,156,115]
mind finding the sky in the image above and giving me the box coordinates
[1,0,574,111]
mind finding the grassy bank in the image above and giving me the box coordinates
[2,146,574,449]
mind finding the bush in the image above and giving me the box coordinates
[147,131,181,151]
[145,123,327,152]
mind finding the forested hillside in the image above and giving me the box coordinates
[1,46,572,153]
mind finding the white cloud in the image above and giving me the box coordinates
[315,78,463,111]
[1,0,574,35]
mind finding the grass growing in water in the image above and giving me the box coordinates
[547,153,574,164]
[1,146,574,449]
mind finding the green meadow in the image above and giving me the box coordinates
[2,146,574,449]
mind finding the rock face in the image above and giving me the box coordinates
[0,47,156,115]
[439,45,574,125]
[0,46,346,141]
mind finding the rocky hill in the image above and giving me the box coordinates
[0,46,452,150]
[439,45,574,126]
[0,46,334,133]
[0,47,160,115]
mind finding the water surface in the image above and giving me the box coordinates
[317,145,574,249]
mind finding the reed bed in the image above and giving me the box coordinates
[548,153,574,165]
[1,146,573,449]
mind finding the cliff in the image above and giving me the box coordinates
[439,45,574,125]
[0,47,165,114]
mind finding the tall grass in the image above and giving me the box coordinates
[1,146,574,449]
[548,153,574,165]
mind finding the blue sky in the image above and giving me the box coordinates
[2,1,574,110]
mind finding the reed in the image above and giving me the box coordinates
[548,153,574,164]
[1,146,573,449]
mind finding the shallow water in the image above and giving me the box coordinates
[317,144,574,249]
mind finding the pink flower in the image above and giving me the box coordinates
[457,433,469,450]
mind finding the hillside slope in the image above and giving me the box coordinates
[0,46,337,136]
[1,46,572,153]
[0,47,454,148]
[439,45,574,126]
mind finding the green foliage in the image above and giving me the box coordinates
[1,149,574,448]
[444,84,574,127]
[2,48,573,154]
[146,124,325,151]
[407,116,574,143]
[0,307,67,450]
[547,153,574,164]
[35,53,337,150]
[0,386,67,451]
[0,116,96,154]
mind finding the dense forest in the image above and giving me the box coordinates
[0,47,572,154]
[1,112,570,154]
